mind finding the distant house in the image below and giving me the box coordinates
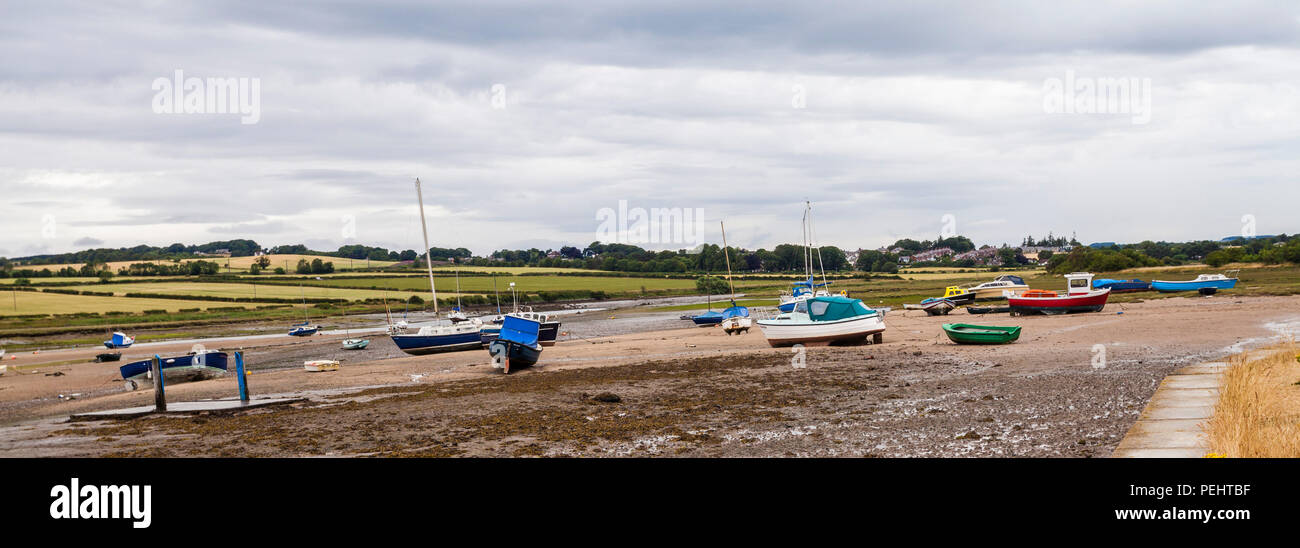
[953,247,1000,265]
[910,247,955,262]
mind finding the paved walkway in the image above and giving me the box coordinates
[1111,361,1226,458]
[1111,347,1290,457]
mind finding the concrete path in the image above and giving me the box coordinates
[69,397,302,421]
[1111,362,1225,458]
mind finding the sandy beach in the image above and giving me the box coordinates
[2,294,1297,457]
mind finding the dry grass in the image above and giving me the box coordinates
[1207,342,1300,457]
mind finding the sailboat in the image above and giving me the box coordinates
[757,201,887,346]
[718,221,752,335]
[390,179,485,354]
[341,302,369,350]
[777,202,832,312]
[288,284,319,336]
[448,267,469,322]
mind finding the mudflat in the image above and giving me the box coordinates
[1,295,1295,457]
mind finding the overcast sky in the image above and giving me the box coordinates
[2,1,1299,258]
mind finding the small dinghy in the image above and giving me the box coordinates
[942,323,1022,345]
[94,352,122,362]
[921,298,956,316]
[967,305,1011,315]
[342,338,369,350]
[303,359,340,372]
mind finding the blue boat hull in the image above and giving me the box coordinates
[1151,279,1237,292]
[777,302,795,313]
[1093,280,1151,292]
[289,327,318,336]
[391,331,482,354]
[120,353,229,382]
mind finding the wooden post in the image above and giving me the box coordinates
[235,351,249,403]
[151,354,166,412]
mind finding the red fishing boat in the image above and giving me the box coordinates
[1008,272,1110,315]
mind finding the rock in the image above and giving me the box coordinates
[591,392,622,403]
[956,430,981,440]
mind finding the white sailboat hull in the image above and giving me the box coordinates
[757,313,886,347]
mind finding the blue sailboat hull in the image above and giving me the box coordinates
[391,331,483,354]
[692,311,724,326]
[1093,279,1151,292]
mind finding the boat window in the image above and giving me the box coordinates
[1070,278,1088,288]
[794,301,808,314]
[809,301,830,316]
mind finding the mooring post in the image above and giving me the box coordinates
[151,354,166,412]
[235,351,249,403]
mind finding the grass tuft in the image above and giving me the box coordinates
[1207,342,1300,458]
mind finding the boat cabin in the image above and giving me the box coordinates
[1064,272,1095,295]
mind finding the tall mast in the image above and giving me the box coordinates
[720,220,737,304]
[802,201,812,280]
[493,275,502,315]
[454,266,462,312]
[414,178,439,314]
[809,201,829,289]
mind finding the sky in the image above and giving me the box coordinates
[2,1,1299,258]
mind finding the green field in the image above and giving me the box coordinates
[429,265,610,274]
[10,253,397,274]
[298,274,773,294]
[61,281,435,302]
[0,291,262,317]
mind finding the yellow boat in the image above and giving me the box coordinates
[940,286,976,305]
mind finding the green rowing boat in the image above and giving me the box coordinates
[941,323,1021,345]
